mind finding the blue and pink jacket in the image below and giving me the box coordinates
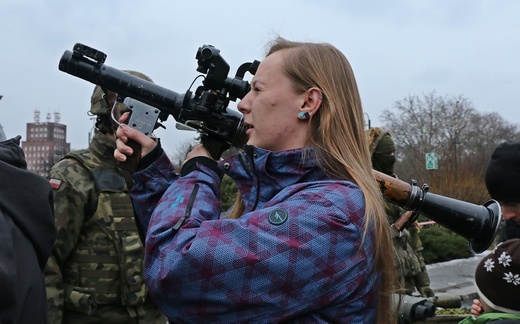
[131,145,380,323]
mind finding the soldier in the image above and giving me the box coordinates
[368,127,434,297]
[45,71,165,323]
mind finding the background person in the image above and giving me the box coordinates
[459,238,520,323]
[367,127,434,297]
[0,135,56,323]
[45,71,165,323]
[485,140,520,243]
[115,37,398,323]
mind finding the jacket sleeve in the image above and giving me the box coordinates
[136,161,377,322]
[45,159,93,323]
[130,151,180,236]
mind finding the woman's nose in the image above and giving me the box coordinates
[237,93,250,113]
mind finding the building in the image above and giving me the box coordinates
[22,110,70,177]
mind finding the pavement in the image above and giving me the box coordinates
[426,250,490,308]
[397,253,490,323]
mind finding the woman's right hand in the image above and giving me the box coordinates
[114,112,158,162]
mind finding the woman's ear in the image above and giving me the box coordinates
[299,87,323,117]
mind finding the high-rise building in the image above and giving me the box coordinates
[22,110,70,177]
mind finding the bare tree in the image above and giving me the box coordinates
[168,139,197,171]
[167,138,242,211]
[40,147,68,178]
[380,91,520,204]
[168,138,242,171]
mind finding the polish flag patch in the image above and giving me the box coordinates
[49,178,62,189]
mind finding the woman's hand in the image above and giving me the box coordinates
[114,112,158,162]
[185,144,213,161]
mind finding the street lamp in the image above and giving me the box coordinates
[364,113,371,130]
[453,133,461,173]
[0,95,5,141]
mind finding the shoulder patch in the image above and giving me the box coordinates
[49,178,61,189]
[268,209,288,225]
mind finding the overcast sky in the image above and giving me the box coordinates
[1,0,519,156]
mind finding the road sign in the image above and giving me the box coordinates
[425,153,438,170]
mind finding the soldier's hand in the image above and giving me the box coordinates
[418,286,435,298]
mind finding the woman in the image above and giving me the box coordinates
[115,37,397,323]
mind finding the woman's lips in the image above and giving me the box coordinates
[244,122,253,135]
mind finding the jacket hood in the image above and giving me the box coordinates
[0,135,27,169]
[0,136,56,270]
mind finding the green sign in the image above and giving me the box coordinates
[425,153,438,170]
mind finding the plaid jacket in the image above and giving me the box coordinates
[131,145,379,323]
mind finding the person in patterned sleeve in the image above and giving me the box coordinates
[459,238,520,323]
[45,71,165,323]
[115,37,398,323]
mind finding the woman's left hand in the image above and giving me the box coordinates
[185,144,213,162]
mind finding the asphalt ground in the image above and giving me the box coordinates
[426,251,490,308]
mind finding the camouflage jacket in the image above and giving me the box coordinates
[45,131,160,323]
[385,200,422,282]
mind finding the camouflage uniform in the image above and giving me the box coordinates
[384,202,422,294]
[45,131,164,323]
[367,127,433,297]
[408,223,434,297]
[45,73,165,323]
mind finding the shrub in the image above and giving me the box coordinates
[220,175,238,212]
[419,225,473,264]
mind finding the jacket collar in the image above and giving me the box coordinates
[221,145,328,211]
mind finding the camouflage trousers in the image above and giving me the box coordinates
[61,297,166,324]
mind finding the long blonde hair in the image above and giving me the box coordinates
[228,37,397,322]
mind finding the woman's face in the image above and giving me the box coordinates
[237,49,309,151]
